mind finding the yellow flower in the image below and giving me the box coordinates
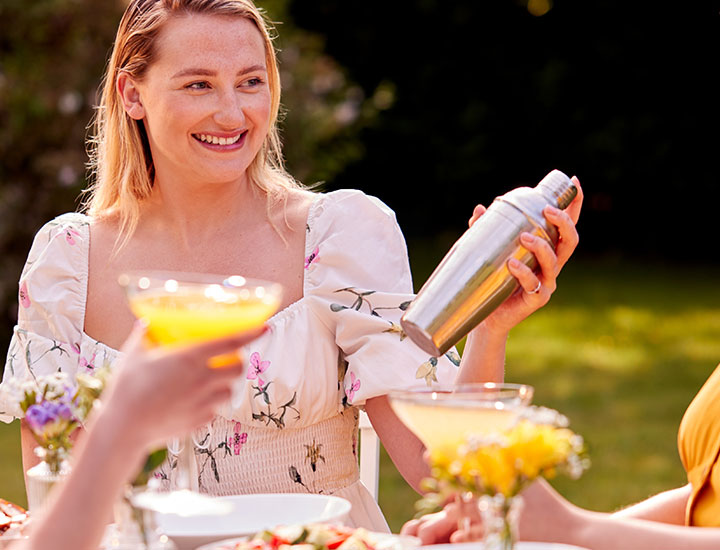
[425,409,589,502]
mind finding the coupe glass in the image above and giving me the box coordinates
[389,383,534,545]
[118,270,282,515]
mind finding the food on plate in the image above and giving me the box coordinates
[0,499,29,537]
[225,523,391,550]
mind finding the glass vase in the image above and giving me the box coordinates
[102,491,175,550]
[478,494,523,550]
[25,447,71,513]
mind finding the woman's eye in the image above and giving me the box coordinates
[242,77,264,88]
[187,81,210,90]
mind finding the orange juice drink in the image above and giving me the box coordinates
[128,282,280,368]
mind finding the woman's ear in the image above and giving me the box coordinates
[117,72,145,120]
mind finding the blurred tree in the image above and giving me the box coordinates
[288,0,720,260]
[0,0,380,371]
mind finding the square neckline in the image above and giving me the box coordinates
[79,191,325,354]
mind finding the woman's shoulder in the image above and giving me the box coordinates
[24,212,91,275]
[16,212,93,347]
[308,188,399,232]
[303,188,411,294]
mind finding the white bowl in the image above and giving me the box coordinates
[198,532,420,550]
[154,494,352,550]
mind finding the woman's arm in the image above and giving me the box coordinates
[364,395,428,493]
[11,323,263,550]
[611,484,690,524]
[520,480,718,550]
[405,480,716,550]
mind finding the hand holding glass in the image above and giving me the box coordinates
[119,271,282,515]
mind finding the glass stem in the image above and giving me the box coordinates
[175,436,195,491]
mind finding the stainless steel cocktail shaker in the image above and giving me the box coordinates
[401,169,577,356]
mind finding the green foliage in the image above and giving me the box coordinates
[0,0,126,363]
[132,448,168,488]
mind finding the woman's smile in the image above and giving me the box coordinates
[192,130,248,151]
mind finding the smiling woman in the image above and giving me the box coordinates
[116,16,272,190]
[0,0,581,540]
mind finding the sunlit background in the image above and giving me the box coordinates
[2,0,720,533]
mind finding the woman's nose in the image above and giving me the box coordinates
[213,89,245,128]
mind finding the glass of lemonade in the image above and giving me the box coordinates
[389,382,534,461]
[118,270,282,514]
[389,383,533,541]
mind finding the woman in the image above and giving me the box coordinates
[0,0,581,531]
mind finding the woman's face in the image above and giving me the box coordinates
[122,14,272,188]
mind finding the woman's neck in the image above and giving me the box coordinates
[139,175,269,251]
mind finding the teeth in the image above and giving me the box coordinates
[196,133,242,145]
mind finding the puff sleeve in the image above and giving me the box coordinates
[0,213,108,422]
[305,190,459,407]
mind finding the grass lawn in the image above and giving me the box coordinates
[2,257,720,534]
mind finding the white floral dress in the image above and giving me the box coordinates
[0,189,460,531]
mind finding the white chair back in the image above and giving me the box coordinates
[358,410,380,501]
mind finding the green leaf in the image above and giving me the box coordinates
[132,448,168,487]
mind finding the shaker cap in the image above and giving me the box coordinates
[537,170,577,209]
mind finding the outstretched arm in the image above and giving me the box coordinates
[612,484,689,524]
[403,480,696,549]
[519,480,715,550]
[12,323,264,550]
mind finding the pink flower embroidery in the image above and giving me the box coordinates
[19,281,31,308]
[65,228,81,245]
[71,342,81,355]
[345,372,361,402]
[247,352,270,389]
[79,352,96,372]
[304,246,319,269]
[228,422,248,455]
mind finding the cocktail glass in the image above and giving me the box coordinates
[118,270,282,515]
[389,383,533,546]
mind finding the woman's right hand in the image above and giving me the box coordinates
[99,322,265,450]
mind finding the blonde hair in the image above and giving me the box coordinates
[83,0,301,244]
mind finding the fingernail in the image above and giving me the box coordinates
[520,233,535,244]
[544,206,560,216]
[508,258,521,268]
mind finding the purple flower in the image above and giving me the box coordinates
[25,403,57,432]
[50,402,74,421]
[25,400,76,433]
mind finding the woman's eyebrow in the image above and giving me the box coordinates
[171,64,267,79]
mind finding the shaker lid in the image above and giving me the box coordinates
[537,170,577,209]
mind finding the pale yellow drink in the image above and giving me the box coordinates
[391,399,520,456]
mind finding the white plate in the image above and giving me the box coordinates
[419,543,588,550]
[154,494,352,550]
[197,532,420,550]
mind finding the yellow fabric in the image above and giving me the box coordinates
[678,362,720,526]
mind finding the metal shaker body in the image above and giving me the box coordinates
[401,170,577,357]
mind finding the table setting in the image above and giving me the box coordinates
[0,264,591,550]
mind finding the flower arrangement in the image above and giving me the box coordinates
[7,370,110,474]
[418,406,590,550]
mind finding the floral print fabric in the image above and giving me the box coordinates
[0,190,459,531]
